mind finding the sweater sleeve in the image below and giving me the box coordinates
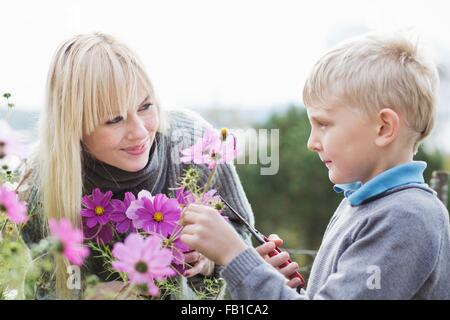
[222,247,306,300]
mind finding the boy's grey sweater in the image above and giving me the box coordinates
[222,185,450,299]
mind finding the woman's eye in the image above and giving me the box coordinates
[106,116,123,125]
[138,103,153,112]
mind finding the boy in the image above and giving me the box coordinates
[180,32,450,299]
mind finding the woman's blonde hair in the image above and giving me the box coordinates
[36,32,166,299]
[303,32,440,153]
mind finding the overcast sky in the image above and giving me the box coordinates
[1,0,449,111]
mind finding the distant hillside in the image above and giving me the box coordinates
[1,109,40,142]
[189,105,292,128]
[2,106,450,154]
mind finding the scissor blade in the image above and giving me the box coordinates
[219,196,265,244]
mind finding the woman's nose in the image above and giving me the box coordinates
[126,114,148,141]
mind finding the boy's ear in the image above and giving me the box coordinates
[375,108,400,147]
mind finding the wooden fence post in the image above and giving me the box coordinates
[430,171,449,207]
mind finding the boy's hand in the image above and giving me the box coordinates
[181,204,249,266]
[256,234,303,289]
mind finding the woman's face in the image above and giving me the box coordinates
[82,89,160,172]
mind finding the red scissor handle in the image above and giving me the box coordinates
[263,236,306,288]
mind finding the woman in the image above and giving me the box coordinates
[19,32,255,299]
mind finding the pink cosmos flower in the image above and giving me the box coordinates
[49,218,89,266]
[180,128,239,169]
[169,234,191,275]
[170,235,190,267]
[200,189,219,204]
[82,219,114,244]
[126,191,181,237]
[110,192,137,234]
[159,224,191,267]
[0,185,28,224]
[175,187,196,208]
[111,233,176,296]
[80,188,114,228]
[199,189,228,218]
[0,120,29,159]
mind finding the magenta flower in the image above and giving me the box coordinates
[200,189,218,204]
[180,128,239,169]
[160,225,191,267]
[0,120,29,159]
[175,187,196,208]
[111,233,176,296]
[170,235,191,275]
[49,218,89,266]
[171,236,190,267]
[126,192,181,237]
[110,192,137,234]
[0,185,28,224]
[82,219,114,244]
[80,188,114,228]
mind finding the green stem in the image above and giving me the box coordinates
[0,220,7,234]
[203,167,217,194]
[32,251,50,264]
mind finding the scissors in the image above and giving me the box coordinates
[219,196,305,288]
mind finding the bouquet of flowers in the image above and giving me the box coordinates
[81,127,239,299]
[1,92,240,299]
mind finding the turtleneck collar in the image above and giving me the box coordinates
[82,132,169,200]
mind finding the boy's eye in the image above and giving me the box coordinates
[314,120,328,127]
[138,103,153,112]
[106,116,124,125]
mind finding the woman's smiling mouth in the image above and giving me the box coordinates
[121,139,149,156]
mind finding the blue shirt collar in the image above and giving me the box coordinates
[333,161,427,206]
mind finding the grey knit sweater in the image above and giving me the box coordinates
[222,185,450,299]
[20,108,255,299]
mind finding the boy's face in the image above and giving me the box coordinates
[306,103,381,184]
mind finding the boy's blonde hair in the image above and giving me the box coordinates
[303,32,440,153]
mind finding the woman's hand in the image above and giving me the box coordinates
[256,234,303,289]
[183,251,215,277]
[181,204,248,266]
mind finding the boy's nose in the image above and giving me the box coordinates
[307,135,322,152]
